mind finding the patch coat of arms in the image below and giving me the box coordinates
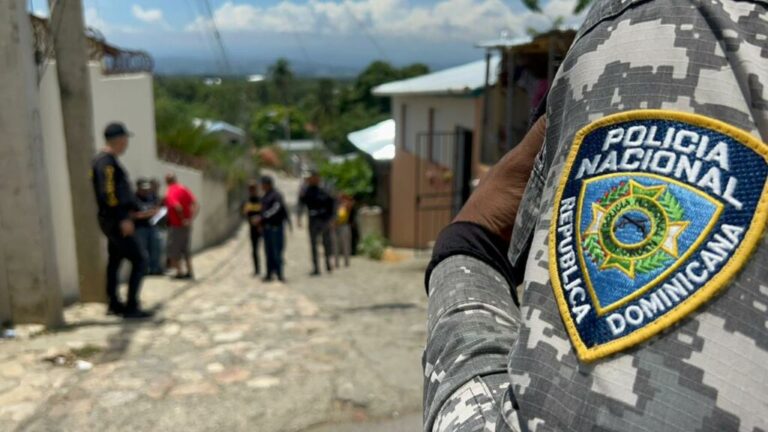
[549,110,768,361]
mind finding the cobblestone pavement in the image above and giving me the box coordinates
[0,174,428,432]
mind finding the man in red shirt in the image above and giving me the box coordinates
[164,173,198,279]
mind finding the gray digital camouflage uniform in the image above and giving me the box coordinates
[425,0,768,431]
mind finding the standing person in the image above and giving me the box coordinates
[260,176,289,282]
[134,179,163,275]
[334,194,353,268]
[90,122,152,319]
[424,1,768,431]
[164,173,198,280]
[242,182,263,277]
[297,171,335,276]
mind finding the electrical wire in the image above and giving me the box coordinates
[197,0,233,75]
[182,0,222,73]
[342,1,388,60]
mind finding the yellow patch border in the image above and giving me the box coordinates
[549,109,768,362]
[577,173,723,314]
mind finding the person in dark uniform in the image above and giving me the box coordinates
[91,122,152,319]
[242,182,263,276]
[260,176,289,282]
[134,179,163,275]
[297,171,336,276]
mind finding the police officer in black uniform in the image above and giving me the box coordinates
[91,122,152,319]
[298,171,336,276]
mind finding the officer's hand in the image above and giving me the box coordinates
[120,219,135,237]
[454,116,546,240]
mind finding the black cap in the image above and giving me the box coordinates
[104,122,133,140]
[260,175,274,186]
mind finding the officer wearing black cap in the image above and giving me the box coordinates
[90,122,152,319]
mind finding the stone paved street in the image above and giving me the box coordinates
[0,174,427,432]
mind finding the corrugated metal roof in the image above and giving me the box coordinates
[347,119,395,161]
[192,118,245,137]
[372,57,499,97]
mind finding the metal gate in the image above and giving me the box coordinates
[414,127,473,250]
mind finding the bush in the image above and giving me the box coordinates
[319,156,374,200]
[358,234,387,260]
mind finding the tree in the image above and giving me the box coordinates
[268,58,294,104]
[350,61,429,113]
[249,105,309,147]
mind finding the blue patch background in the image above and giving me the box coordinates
[555,118,768,349]
[580,175,719,308]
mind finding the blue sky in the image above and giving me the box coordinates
[30,0,586,74]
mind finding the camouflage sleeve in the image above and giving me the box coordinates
[424,255,520,432]
[503,0,768,431]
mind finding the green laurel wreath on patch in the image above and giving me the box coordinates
[582,183,686,275]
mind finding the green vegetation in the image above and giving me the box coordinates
[154,58,429,158]
[358,233,388,260]
[319,157,374,199]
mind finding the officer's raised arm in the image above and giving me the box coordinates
[423,117,546,432]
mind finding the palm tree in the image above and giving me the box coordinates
[268,58,294,105]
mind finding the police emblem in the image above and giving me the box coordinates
[549,110,768,361]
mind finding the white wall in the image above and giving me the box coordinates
[90,65,163,179]
[392,95,477,154]
[38,64,79,303]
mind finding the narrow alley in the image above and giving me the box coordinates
[0,174,427,432]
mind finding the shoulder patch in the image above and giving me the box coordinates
[549,110,768,362]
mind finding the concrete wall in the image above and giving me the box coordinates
[0,1,64,326]
[388,94,479,248]
[37,61,241,309]
[38,63,80,304]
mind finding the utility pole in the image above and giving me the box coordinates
[0,0,64,326]
[48,0,105,302]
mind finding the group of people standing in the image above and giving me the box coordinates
[90,122,198,319]
[243,171,355,282]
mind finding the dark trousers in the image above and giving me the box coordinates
[309,218,333,272]
[106,232,147,311]
[135,226,162,274]
[263,225,284,279]
[249,227,261,275]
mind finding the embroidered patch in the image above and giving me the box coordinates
[549,110,768,362]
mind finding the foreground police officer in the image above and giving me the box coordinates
[91,122,153,319]
[424,1,768,430]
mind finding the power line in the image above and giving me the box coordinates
[182,0,222,73]
[342,1,388,60]
[197,0,233,75]
[291,31,312,66]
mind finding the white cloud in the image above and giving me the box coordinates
[186,0,586,42]
[131,4,164,24]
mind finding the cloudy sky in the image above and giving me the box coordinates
[31,0,586,74]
